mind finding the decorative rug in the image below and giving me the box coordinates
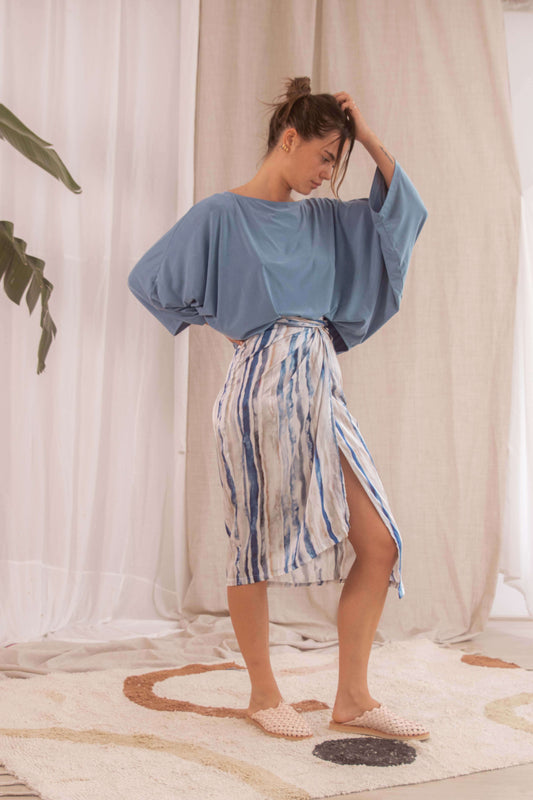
[0,639,532,799]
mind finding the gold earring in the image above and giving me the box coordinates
[280,143,289,152]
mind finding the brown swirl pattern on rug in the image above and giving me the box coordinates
[123,661,328,717]
[461,654,520,669]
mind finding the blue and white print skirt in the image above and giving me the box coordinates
[212,316,404,598]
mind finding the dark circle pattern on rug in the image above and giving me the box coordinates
[312,737,418,767]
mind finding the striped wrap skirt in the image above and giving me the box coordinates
[212,316,404,598]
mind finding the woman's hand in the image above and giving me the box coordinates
[333,91,395,187]
[226,336,244,346]
[333,91,373,143]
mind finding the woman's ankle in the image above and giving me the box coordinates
[248,687,284,714]
[332,688,380,718]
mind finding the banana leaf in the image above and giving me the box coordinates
[0,103,82,373]
[0,104,81,193]
[0,220,56,374]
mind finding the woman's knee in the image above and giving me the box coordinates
[377,535,399,570]
[339,451,398,571]
[354,532,398,573]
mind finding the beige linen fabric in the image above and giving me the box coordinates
[183,0,520,642]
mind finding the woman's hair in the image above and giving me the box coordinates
[260,76,356,200]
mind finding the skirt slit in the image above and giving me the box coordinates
[212,316,404,598]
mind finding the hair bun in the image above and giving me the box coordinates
[285,76,311,99]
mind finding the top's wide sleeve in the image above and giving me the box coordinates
[127,198,217,335]
[329,160,428,351]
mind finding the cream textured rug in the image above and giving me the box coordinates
[0,639,532,799]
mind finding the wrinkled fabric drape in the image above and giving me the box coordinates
[0,0,524,652]
[184,0,521,643]
[0,0,199,644]
[499,10,533,616]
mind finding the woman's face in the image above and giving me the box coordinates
[283,129,349,195]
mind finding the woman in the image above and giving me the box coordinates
[128,77,429,742]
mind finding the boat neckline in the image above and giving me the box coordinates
[222,191,306,206]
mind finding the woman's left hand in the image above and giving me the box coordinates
[333,92,372,143]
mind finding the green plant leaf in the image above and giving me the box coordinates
[25,260,43,314]
[2,237,33,304]
[38,305,56,375]
[0,220,56,373]
[0,104,81,194]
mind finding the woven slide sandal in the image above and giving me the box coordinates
[329,704,430,741]
[247,701,314,739]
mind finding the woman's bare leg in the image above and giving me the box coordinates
[332,449,398,723]
[227,449,397,722]
[227,582,283,715]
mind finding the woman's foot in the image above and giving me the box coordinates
[332,691,381,724]
[247,701,314,739]
[329,704,430,741]
[247,690,284,717]
[245,690,314,739]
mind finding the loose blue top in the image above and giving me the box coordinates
[128,160,428,352]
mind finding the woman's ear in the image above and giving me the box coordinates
[284,127,298,150]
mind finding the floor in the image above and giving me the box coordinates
[0,619,531,800]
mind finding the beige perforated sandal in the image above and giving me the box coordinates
[328,704,430,741]
[247,701,314,739]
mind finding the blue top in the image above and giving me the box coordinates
[128,160,428,352]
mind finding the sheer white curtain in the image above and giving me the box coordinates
[499,11,533,616]
[0,0,199,644]
[1,0,528,651]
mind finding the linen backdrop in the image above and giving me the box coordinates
[183,0,520,643]
[500,9,533,616]
[0,0,521,647]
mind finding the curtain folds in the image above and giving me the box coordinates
[0,0,525,648]
[499,11,533,616]
[0,0,199,644]
[185,0,521,642]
